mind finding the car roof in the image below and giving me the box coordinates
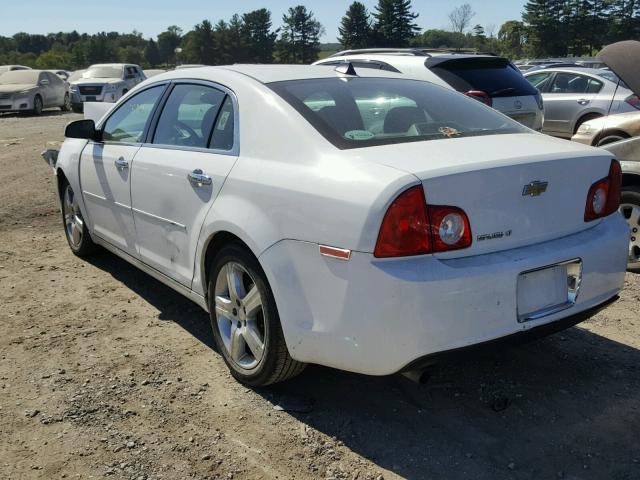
[153,64,404,84]
[525,67,610,77]
[88,63,135,68]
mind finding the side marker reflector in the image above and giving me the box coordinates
[319,245,351,260]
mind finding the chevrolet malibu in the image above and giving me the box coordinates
[47,65,629,386]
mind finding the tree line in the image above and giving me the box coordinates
[1,0,639,70]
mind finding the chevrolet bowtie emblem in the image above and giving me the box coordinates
[522,181,548,197]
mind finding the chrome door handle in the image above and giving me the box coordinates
[188,169,212,186]
[114,157,129,170]
[577,98,590,105]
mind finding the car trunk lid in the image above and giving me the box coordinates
[355,133,613,257]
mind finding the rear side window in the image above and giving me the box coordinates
[269,77,528,150]
[153,84,225,148]
[428,57,538,98]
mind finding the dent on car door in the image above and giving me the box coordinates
[79,85,165,255]
[543,73,602,136]
[130,83,238,287]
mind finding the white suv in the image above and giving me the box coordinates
[69,63,146,112]
[314,48,544,131]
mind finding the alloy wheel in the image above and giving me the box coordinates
[63,185,84,248]
[620,202,640,269]
[214,262,266,370]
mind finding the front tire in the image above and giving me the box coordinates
[61,93,71,112]
[61,182,98,257]
[208,243,305,386]
[620,187,640,273]
[32,95,43,116]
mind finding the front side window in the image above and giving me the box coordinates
[526,72,552,91]
[153,84,226,148]
[269,77,528,149]
[102,85,164,143]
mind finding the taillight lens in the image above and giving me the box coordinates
[374,186,431,258]
[374,186,472,258]
[625,94,640,110]
[535,92,544,111]
[584,159,622,221]
[464,90,492,107]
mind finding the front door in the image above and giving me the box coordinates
[131,83,238,287]
[80,84,165,255]
[542,72,602,137]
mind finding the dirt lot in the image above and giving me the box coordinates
[0,111,639,480]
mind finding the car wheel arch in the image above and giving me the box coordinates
[622,172,640,189]
[574,112,603,134]
[594,129,630,146]
[200,231,263,305]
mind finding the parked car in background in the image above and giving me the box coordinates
[572,112,640,146]
[143,69,167,78]
[0,65,31,74]
[524,67,639,138]
[314,49,544,131]
[0,69,70,114]
[69,63,145,113]
[46,65,628,386]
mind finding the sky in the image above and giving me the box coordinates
[0,0,526,42]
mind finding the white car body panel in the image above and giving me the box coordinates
[53,65,629,376]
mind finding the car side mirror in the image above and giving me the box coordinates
[65,119,101,141]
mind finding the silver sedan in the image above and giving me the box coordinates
[0,70,70,115]
[524,67,639,138]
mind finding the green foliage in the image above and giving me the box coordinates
[1,2,639,69]
[276,6,323,63]
[338,2,372,49]
[373,0,420,47]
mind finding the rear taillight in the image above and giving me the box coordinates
[535,92,544,110]
[584,159,622,222]
[428,205,473,252]
[625,94,640,110]
[464,90,492,107]
[374,186,472,258]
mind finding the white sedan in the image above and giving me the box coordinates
[47,65,629,386]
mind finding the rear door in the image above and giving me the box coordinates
[80,84,166,255]
[130,82,238,287]
[542,72,603,136]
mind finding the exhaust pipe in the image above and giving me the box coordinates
[401,369,431,385]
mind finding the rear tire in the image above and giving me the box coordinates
[61,181,98,257]
[620,187,640,273]
[208,243,305,386]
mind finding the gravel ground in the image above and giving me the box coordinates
[0,111,639,480]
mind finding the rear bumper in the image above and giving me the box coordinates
[402,294,618,371]
[260,213,629,375]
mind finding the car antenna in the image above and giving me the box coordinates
[335,63,357,76]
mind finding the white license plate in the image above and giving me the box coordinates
[517,259,582,323]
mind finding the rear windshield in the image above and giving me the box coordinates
[84,66,123,79]
[0,70,39,84]
[427,57,538,98]
[269,77,528,149]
